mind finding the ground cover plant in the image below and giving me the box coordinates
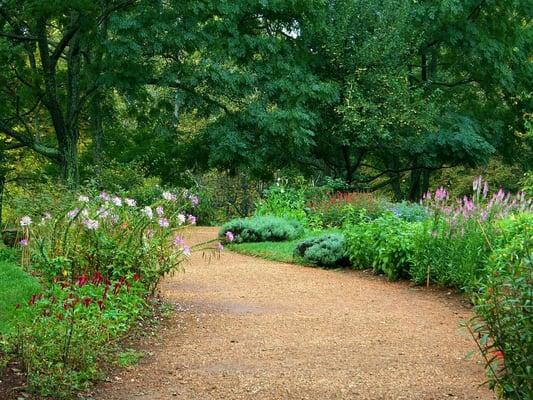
[294,233,349,268]
[0,190,224,398]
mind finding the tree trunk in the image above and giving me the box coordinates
[90,95,105,168]
[341,145,353,185]
[60,134,79,187]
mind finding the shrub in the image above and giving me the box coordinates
[308,192,387,228]
[344,214,419,280]
[386,201,428,222]
[220,216,304,243]
[294,233,349,268]
[468,213,532,399]
[255,180,308,222]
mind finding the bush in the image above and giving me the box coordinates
[308,192,387,228]
[254,179,308,222]
[220,216,304,243]
[344,214,419,280]
[386,201,428,222]
[468,213,533,399]
[294,233,349,268]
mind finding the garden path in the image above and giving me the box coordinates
[93,227,494,400]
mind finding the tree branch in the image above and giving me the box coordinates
[51,14,81,68]
[0,121,60,160]
[0,31,37,41]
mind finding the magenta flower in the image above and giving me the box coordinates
[158,217,169,228]
[225,231,234,242]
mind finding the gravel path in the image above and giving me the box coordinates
[93,227,494,400]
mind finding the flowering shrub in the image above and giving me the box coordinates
[410,177,532,291]
[20,190,216,293]
[468,213,533,399]
[307,192,387,228]
[220,216,304,243]
[8,190,221,398]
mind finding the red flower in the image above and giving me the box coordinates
[82,297,92,307]
[15,303,20,309]
[132,273,140,282]
[76,274,89,287]
[92,271,105,286]
[28,294,38,306]
[113,282,122,295]
[492,350,505,360]
[103,283,110,300]
[97,300,105,311]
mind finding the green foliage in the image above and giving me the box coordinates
[0,259,40,335]
[294,233,349,268]
[409,217,492,291]
[519,172,533,197]
[469,213,532,399]
[344,214,419,280]
[116,349,144,368]
[255,180,308,222]
[220,216,304,243]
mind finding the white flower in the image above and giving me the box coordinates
[177,214,186,225]
[125,198,137,207]
[78,195,90,202]
[142,206,153,219]
[112,196,122,206]
[156,206,164,216]
[162,191,177,202]
[20,216,32,226]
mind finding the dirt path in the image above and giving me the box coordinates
[93,227,493,400]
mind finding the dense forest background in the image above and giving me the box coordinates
[0,0,531,223]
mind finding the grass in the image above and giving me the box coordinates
[0,254,40,335]
[227,229,340,264]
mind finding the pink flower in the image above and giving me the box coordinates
[99,192,110,201]
[156,206,164,216]
[82,219,99,230]
[217,242,224,251]
[20,238,29,246]
[187,215,197,225]
[189,195,199,206]
[225,231,234,242]
[67,209,79,219]
[162,191,177,201]
[173,235,185,246]
[158,217,169,228]
[182,245,191,256]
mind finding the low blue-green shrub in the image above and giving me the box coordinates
[220,216,304,243]
[386,201,428,222]
[294,233,349,268]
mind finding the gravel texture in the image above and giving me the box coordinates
[92,227,494,400]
